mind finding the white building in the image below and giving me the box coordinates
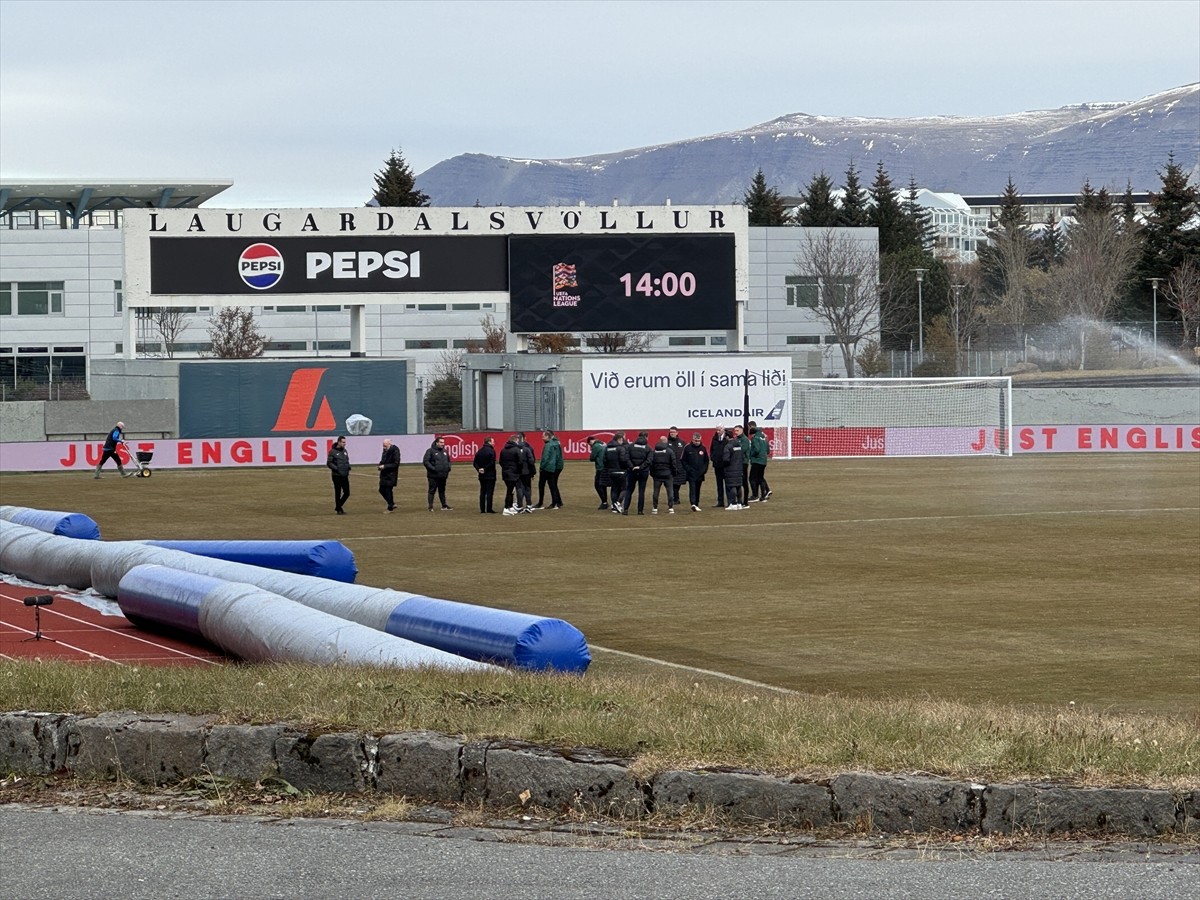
[0,179,880,396]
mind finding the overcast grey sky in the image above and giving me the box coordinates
[2,0,1197,207]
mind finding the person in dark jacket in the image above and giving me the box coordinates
[666,426,687,504]
[709,425,729,507]
[94,421,131,478]
[516,432,537,513]
[326,435,351,514]
[588,435,608,509]
[604,432,630,514]
[621,431,652,515]
[535,429,564,509]
[723,432,746,510]
[681,431,710,512]
[422,436,453,511]
[499,437,524,514]
[377,438,401,513]
[649,437,681,514]
[473,436,498,514]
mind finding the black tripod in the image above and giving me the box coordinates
[22,594,57,643]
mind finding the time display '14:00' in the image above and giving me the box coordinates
[619,272,697,298]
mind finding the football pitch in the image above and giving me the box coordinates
[3,453,1197,715]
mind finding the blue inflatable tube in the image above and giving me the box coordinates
[385,596,591,673]
[144,540,358,583]
[0,505,100,540]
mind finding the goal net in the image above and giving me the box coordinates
[784,377,1012,458]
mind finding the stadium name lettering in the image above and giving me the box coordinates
[146,208,732,234]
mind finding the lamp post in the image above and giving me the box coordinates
[911,268,927,363]
[951,283,964,374]
[313,305,320,357]
[1148,277,1161,358]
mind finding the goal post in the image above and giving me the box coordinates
[783,377,1013,458]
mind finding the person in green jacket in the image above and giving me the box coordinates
[589,435,609,510]
[747,426,773,502]
[536,429,565,509]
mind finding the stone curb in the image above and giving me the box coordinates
[1,711,1194,838]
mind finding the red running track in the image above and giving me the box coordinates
[0,583,227,667]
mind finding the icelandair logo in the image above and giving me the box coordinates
[272,368,336,432]
[763,400,786,421]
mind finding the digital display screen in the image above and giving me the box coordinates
[508,235,736,333]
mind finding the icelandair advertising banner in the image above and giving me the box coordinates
[581,355,792,431]
[178,360,408,438]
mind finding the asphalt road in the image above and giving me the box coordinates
[2,805,1196,900]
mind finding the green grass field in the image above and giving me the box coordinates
[4,453,1197,716]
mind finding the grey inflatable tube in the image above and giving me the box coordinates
[119,564,497,670]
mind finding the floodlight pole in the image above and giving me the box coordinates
[911,268,927,363]
[1148,277,1161,358]
[952,283,964,374]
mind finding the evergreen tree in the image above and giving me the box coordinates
[742,168,792,226]
[868,161,907,255]
[797,171,839,226]
[996,176,1029,232]
[1073,179,1113,217]
[1138,153,1200,288]
[901,176,935,251]
[372,148,430,207]
[1031,210,1064,271]
[837,161,869,227]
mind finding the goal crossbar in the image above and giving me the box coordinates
[783,376,1012,459]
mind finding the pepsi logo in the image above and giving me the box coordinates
[239,243,285,290]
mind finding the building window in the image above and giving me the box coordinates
[668,336,706,346]
[264,341,306,351]
[451,303,481,311]
[114,280,123,313]
[0,282,65,316]
[315,340,350,351]
[786,335,821,345]
[785,276,820,308]
[405,339,448,350]
[710,335,727,346]
[785,275,854,308]
[452,339,471,349]
[266,305,308,313]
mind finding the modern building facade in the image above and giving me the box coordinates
[1,180,881,397]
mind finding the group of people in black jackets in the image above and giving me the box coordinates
[328,425,771,518]
[588,423,772,515]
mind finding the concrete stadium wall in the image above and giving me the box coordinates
[1013,387,1199,426]
[1,386,1196,443]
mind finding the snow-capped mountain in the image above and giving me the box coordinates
[415,83,1199,206]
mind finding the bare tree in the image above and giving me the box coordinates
[942,261,987,375]
[465,315,507,353]
[984,220,1037,334]
[794,229,881,377]
[584,332,657,353]
[527,333,576,353]
[1051,210,1140,368]
[1164,259,1200,349]
[150,308,190,359]
[205,307,268,358]
[430,348,466,383]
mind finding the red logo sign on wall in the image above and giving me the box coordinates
[271,368,336,432]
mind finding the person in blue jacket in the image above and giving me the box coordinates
[94,421,131,478]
